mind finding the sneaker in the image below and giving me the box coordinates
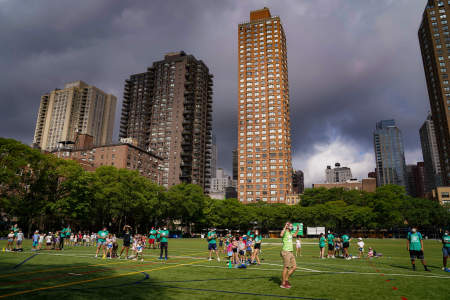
[217,257,220,262]
[208,258,212,261]
[425,268,431,272]
[158,257,163,260]
[280,283,291,289]
[165,257,168,260]
[95,255,98,258]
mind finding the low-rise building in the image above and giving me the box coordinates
[432,186,450,206]
[52,134,162,184]
[313,178,376,193]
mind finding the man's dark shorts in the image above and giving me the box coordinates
[208,243,217,251]
[343,242,349,249]
[328,244,334,251]
[409,250,424,260]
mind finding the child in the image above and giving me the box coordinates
[296,237,302,257]
[112,234,118,258]
[232,237,239,264]
[367,247,374,258]
[69,233,74,246]
[32,230,40,251]
[16,230,24,251]
[218,236,224,253]
[238,237,246,264]
[246,238,253,264]
[106,234,113,258]
[226,241,233,263]
[135,240,144,261]
[334,237,341,258]
[38,233,45,250]
[357,237,365,258]
[7,231,14,251]
[46,232,52,250]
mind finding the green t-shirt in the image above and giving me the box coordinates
[12,226,19,237]
[319,236,326,247]
[442,234,450,248]
[98,230,108,242]
[61,227,70,238]
[255,235,262,243]
[247,230,255,239]
[342,235,350,243]
[407,232,422,251]
[160,230,169,243]
[149,230,156,239]
[207,231,217,244]
[327,234,335,245]
[282,230,294,252]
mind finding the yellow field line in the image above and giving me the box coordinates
[0,259,206,299]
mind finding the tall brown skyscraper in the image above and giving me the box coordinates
[418,0,450,186]
[120,52,213,191]
[237,8,293,203]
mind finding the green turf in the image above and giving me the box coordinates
[0,238,449,299]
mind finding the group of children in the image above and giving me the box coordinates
[214,230,263,267]
[318,232,379,260]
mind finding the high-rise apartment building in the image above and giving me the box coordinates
[373,120,408,190]
[325,163,352,183]
[418,0,450,186]
[211,135,218,178]
[232,149,238,181]
[237,8,293,203]
[292,170,304,194]
[119,52,213,191]
[33,81,116,151]
[419,113,442,192]
[406,162,426,198]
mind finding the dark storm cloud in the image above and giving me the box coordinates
[0,0,430,183]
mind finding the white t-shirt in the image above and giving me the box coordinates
[17,233,24,241]
[46,236,52,243]
[8,233,14,239]
[296,239,301,247]
[357,241,364,249]
[39,235,44,243]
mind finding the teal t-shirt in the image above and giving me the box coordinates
[407,232,422,251]
[98,230,108,242]
[255,235,262,243]
[443,234,450,248]
[149,230,156,239]
[208,231,217,244]
[327,234,335,245]
[342,235,350,243]
[160,230,169,243]
[319,236,326,247]
[282,230,294,252]
[12,226,19,237]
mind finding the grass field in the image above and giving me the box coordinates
[0,238,449,300]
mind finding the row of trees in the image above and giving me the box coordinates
[1,138,449,236]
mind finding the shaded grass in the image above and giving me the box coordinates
[0,238,449,299]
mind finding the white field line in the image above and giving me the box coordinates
[3,251,449,279]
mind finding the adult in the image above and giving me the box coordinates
[149,227,157,249]
[159,227,169,260]
[60,224,71,250]
[319,233,326,259]
[120,225,132,259]
[280,222,300,289]
[341,233,351,259]
[407,227,430,271]
[252,230,262,264]
[96,227,109,258]
[327,231,335,258]
[207,228,220,261]
[11,224,19,250]
[442,230,450,272]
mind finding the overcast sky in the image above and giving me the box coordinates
[0,0,430,187]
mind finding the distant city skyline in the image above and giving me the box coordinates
[0,1,430,187]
